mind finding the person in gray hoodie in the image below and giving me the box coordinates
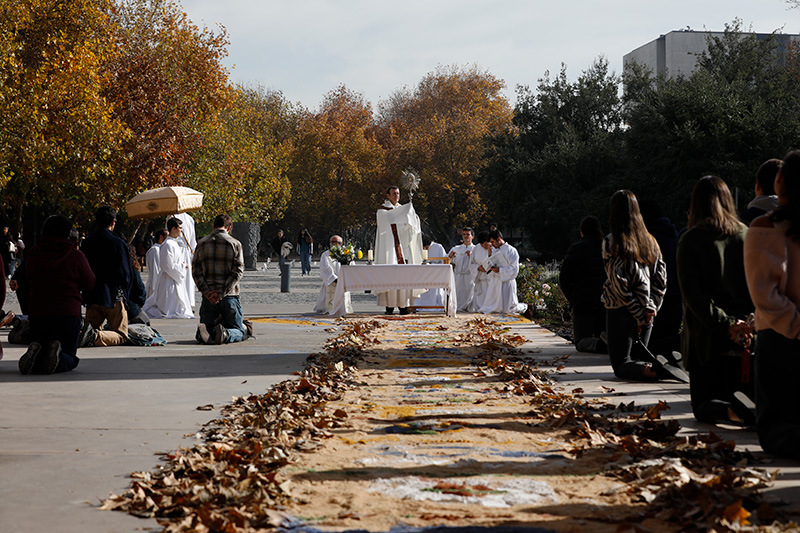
[740,158,781,226]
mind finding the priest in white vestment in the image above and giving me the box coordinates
[413,236,446,310]
[142,229,167,316]
[448,227,476,312]
[147,218,194,319]
[478,230,531,317]
[174,212,197,308]
[314,235,353,314]
[374,186,423,314]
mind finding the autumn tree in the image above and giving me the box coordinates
[285,85,384,233]
[104,0,232,207]
[376,65,513,242]
[0,0,126,227]
[188,85,295,223]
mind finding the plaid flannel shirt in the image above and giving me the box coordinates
[192,229,244,297]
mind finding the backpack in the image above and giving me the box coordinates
[127,323,167,346]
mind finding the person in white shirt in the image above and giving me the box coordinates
[478,230,531,318]
[413,234,446,310]
[143,229,167,304]
[314,235,352,314]
[448,227,476,311]
[469,231,493,312]
[146,218,194,319]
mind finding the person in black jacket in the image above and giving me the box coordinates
[78,206,133,347]
[559,216,607,353]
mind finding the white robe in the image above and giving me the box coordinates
[478,242,527,315]
[469,244,493,312]
[142,243,162,314]
[374,200,423,308]
[174,213,197,307]
[148,237,194,319]
[414,242,446,310]
[314,251,352,314]
[449,243,476,311]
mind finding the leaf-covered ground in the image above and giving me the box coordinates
[101,316,799,532]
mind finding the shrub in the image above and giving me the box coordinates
[516,262,571,326]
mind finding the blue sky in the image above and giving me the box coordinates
[180,0,797,110]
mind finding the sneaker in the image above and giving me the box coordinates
[654,354,690,383]
[19,342,42,375]
[44,341,61,375]
[214,324,229,345]
[0,310,15,328]
[197,323,211,344]
[243,319,254,339]
[78,322,96,348]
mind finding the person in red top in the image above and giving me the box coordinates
[19,215,95,374]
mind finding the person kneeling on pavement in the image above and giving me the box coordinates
[19,215,96,375]
[192,214,253,344]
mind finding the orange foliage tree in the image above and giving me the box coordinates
[376,65,513,242]
[285,85,384,232]
[0,0,126,225]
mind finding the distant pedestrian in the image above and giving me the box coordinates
[297,229,313,276]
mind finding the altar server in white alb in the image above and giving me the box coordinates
[174,212,197,308]
[374,186,424,314]
[469,231,494,312]
[143,229,167,302]
[146,217,194,319]
[314,235,352,314]
[478,230,532,318]
[448,227,476,311]
[413,234,446,310]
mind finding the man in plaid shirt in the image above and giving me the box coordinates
[192,214,249,344]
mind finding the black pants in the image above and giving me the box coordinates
[606,307,652,380]
[689,350,752,424]
[29,315,81,373]
[755,329,800,458]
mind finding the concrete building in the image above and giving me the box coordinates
[624,30,800,78]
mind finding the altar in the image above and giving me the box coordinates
[329,264,457,317]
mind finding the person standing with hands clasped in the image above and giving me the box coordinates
[744,150,800,458]
[192,214,249,345]
[601,190,667,381]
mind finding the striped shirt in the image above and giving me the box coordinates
[600,235,667,325]
[192,229,244,297]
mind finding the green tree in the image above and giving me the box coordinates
[483,58,625,257]
[623,21,800,220]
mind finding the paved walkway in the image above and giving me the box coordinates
[0,264,797,532]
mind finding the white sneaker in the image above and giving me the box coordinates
[197,324,210,344]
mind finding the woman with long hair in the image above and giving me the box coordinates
[745,150,800,457]
[601,190,667,380]
[678,176,755,426]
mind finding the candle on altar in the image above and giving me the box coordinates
[367,249,373,261]
[422,249,428,261]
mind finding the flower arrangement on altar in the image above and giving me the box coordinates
[329,243,363,265]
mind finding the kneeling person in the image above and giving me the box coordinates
[192,214,249,344]
[20,215,96,374]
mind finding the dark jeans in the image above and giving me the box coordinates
[29,315,81,373]
[198,295,245,343]
[300,250,311,275]
[606,307,652,380]
[755,329,800,458]
[689,350,752,424]
[573,307,606,353]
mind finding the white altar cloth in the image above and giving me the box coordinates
[330,264,457,317]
